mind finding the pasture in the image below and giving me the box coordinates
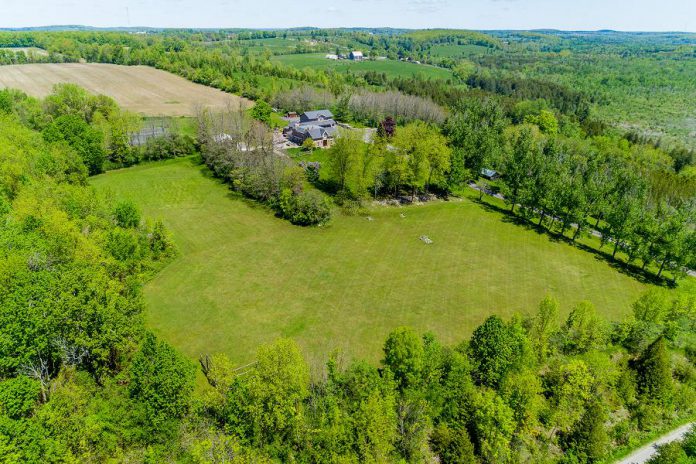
[92,157,651,365]
[272,53,455,80]
[0,63,251,116]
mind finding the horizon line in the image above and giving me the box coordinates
[1,25,696,34]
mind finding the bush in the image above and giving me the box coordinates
[277,189,332,226]
[301,137,315,152]
[149,220,172,256]
[647,441,689,464]
[140,134,196,161]
[113,200,141,228]
[106,228,140,262]
[0,376,41,419]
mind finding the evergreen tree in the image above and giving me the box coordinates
[636,336,672,403]
[564,399,609,463]
[430,423,477,464]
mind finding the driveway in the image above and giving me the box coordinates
[615,423,693,464]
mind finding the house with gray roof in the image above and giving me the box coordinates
[284,110,338,148]
[300,109,334,123]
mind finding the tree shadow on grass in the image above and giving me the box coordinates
[472,197,672,287]
[224,190,277,214]
[190,158,279,215]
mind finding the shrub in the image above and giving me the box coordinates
[0,376,41,419]
[277,189,331,226]
[149,220,172,256]
[140,134,196,161]
[106,228,140,262]
[113,200,141,228]
[302,137,315,151]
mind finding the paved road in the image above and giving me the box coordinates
[615,423,693,464]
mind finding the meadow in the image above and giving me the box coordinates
[92,156,652,365]
[272,53,455,80]
[0,63,251,116]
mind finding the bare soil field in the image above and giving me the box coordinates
[0,63,251,116]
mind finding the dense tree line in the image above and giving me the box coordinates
[0,84,141,173]
[0,99,188,460]
[466,71,593,121]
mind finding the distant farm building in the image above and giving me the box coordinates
[325,54,339,60]
[283,110,337,148]
[349,51,364,61]
[481,168,500,180]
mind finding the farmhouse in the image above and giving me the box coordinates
[325,54,339,60]
[349,51,364,61]
[283,109,337,148]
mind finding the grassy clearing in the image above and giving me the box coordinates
[272,53,455,80]
[92,157,654,365]
[243,38,306,53]
[0,63,251,116]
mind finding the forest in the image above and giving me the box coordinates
[0,28,695,463]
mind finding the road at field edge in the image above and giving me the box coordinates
[614,423,693,464]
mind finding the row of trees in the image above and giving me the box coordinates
[444,98,696,282]
[271,85,446,127]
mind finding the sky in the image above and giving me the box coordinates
[2,0,696,32]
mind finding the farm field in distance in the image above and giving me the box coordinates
[92,156,651,365]
[272,53,456,80]
[0,63,251,116]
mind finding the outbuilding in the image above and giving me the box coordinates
[481,168,500,180]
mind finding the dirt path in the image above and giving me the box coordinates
[614,423,693,464]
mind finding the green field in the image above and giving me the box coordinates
[242,37,306,53]
[428,43,494,58]
[272,53,455,80]
[92,157,652,365]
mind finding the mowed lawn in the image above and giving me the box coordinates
[92,157,650,365]
[0,63,251,116]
